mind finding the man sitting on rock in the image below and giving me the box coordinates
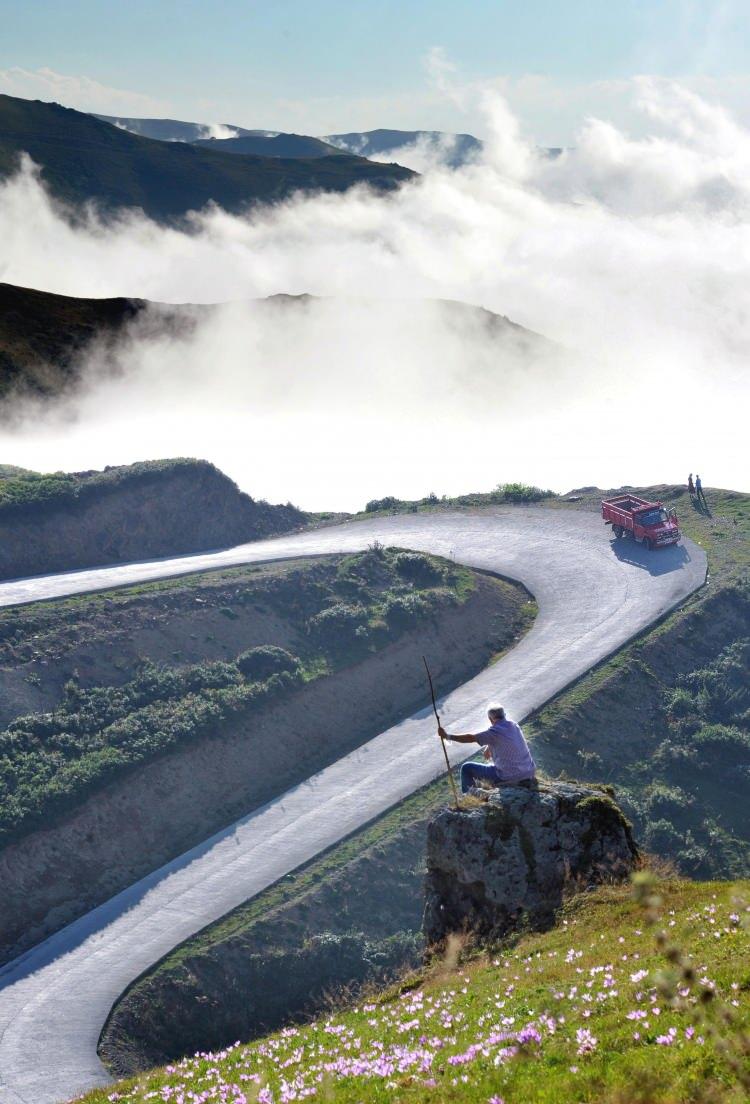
[439,707,536,794]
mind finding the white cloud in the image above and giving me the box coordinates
[0,79,748,507]
[0,66,169,116]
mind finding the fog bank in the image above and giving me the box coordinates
[0,77,747,508]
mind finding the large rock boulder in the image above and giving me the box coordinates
[423,780,638,945]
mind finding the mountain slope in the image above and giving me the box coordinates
[0,95,414,222]
[0,281,144,399]
[191,133,342,158]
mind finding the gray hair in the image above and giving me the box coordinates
[487,706,505,721]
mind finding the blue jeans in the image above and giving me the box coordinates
[460,761,502,794]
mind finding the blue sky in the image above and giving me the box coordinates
[1,1,748,140]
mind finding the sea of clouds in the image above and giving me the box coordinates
[0,76,747,509]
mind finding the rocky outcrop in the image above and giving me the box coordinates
[423,781,638,945]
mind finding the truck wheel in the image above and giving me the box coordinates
[643,537,652,551]
[613,524,623,538]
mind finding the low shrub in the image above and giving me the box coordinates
[643,783,692,821]
[644,817,684,853]
[307,603,368,648]
[682,638,749,725]
[382,592,429,629]
[393,551,444,587]
[494,482,556,503]
[692,723,750,765]
[364,496,403,513]
[664,686,697,721]
[236,646,301,682]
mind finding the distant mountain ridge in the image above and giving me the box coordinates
[192,133,343,158]
[88,115,485,167]
[85,115,565,169]
[94,115,262,142]
[324,129,483,167]
[0,94,414,222]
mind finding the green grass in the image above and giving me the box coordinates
[85,878,750,1104]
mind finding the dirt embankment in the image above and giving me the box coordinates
[0,572,524,964]
[0,563,310,726]
[0,459,305,581]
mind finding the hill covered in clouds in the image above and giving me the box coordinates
[0,282,144,402]
[0,282,553,409]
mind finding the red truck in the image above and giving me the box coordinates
[601,494,680,550]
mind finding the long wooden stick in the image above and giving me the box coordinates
[423,655,460,808]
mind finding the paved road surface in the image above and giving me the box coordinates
[0,509,706,1104]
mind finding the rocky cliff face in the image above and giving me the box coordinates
[424,781,638,945]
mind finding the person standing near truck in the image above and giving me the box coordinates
[696,474,707,508]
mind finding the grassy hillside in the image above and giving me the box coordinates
[0,95,414,222]
[0,458,306,579]
[0,546,510,847]
[89,877,750,1104]
[0,457,199,515]
[529,582,749,878]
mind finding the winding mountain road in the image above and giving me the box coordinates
[0,508,706,1104]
